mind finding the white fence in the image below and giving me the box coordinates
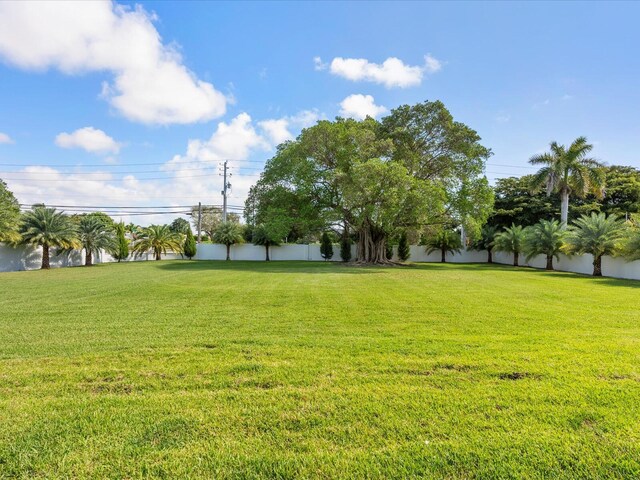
[1,242,639,281]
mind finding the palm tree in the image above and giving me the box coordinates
[494,224,526,266]
[132,224,183,261]
[529,136,605,224]
[523,219,566,270]
[471,225,498,263]
[425,230,462,263]
[565,212,626,276]
[19,206,79,269]
[213,221,244,261]
[76,216,116,266]
[252,224,282,261]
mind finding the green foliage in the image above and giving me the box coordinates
[494,224,527,266]
[132,224,183,261]
[213,221,244,260]
[590,165,640,216]
[75,215,116,266]
[397,230,410,261]
[190,205,240,238]
[0,179,21,243]
[170,217,191,234]
[246,101,493,263]
[385,241,393,260]
[252,221,288,261]
[471,224,499,261]
[19,206,79,269]
[112,221,129,262]
[339,236,352,262]
[565,212,626,275]
[424,230,462,262]
[183,229,197,260]
[490,176,560,227]
[621,217,640,261]
[320,232,333,260]
[529,136,605,223]
[523,220,567,269]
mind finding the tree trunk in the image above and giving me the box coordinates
[593,255,603,276]
[265,244,270,261]
[546,255,553,270]
[41,243,50,269]
[441,248,446,263]
[155,250,161,261]
[356,222,390,264]
[560,188,570,225]
[513,251,519,267]
[487,249,493,264]
[226,244,231,261]
[86,250,93,266]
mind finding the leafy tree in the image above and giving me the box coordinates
[385,241,394,260]
[494,224,527,267]
[585,165,640,217]
[397,230,410,261]
[523,219,567,270]
[320,232,334,261]
[170,217,191,234]
[471,224,499,263]
[621,216,640,261]
[183,228,197,259]
[425,230,462,263]
[132,224,183,261]
[19,206,79,269]
[0,179,21,243]
[213,221,244,261]
[340,236,352,262]
[252,221,288,261]
[490,176,560,228]
[529,137,605,224]
[76,215,115,266]
[246,101,493,264]
[565,212,626,276]
[112,221,129,262]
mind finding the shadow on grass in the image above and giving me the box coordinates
[154,260,380,275]
[411,261,640,288]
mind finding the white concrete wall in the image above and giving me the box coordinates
[1,242,639,280]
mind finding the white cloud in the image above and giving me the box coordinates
[258,109,321,145]
[339,94,387,120]
[313,56,327,71]
[532,99,550,109]
[55,127,120,154]
[0,1,226,125]
[495,114,511,123]
[0,132,13,144]
[326,55,442,88]
[259,119,293,145]
[424,54,442,74]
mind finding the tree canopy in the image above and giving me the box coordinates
[245,100,493,263]
[0,179,21,243]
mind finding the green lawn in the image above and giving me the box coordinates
[0,261,639,479]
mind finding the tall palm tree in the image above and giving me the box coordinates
[213,221,244,261]
[565,212,626,276]
[425,230,462,263]
[529,136,605,224]
[19,206,79,269]
[471,225,498,263]
[77,216,116,266]
[132,224,183,261]
[523,219,566,270]
[494,224,527,267]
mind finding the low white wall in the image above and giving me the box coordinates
[1,242,639,281]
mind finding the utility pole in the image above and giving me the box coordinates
[221,160,231,222]
[197,202,202,243]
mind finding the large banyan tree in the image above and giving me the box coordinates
[245,100,494,263]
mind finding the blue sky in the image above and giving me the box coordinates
[0,1,639,224]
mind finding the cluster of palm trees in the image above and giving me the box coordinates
[475,213,639,276]
[14,206,197,269]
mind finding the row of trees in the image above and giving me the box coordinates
[2,203,199,269]
[469,213,640,276]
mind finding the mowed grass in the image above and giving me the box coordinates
[0,261,639,479]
